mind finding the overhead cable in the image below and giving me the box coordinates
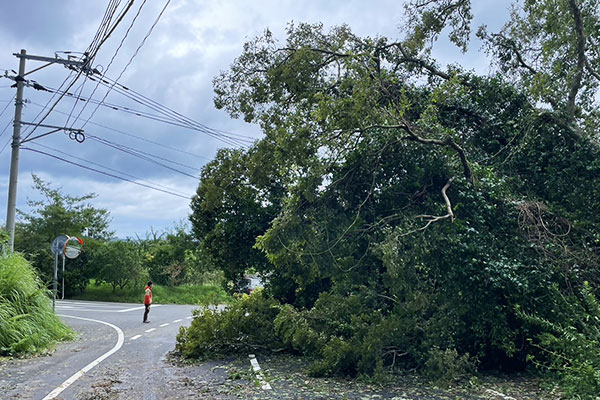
[29,141,192,198]
[29,99,209,161]
[22,147,192,199]
[71,0,148,127]
[87,133,201,172]
[87,134,201,180]
[80,0,171,130]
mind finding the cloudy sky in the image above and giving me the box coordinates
[0,1,510,239]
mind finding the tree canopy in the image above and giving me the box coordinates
[184,1,600,395]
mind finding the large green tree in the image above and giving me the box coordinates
[185,1,600,395]
[190,148,284,287]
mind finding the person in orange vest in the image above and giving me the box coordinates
[143,281,153,323]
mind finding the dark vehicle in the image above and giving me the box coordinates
[233,276,264,294]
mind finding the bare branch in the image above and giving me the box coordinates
[400,176,457,236]
[387,42,451,80]
[501,35,537,75]
[364,123,473,182]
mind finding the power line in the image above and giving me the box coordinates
[0,117,13,138]
[0,94,15,119]
[85,0,122,57]
[21,146,192,199]
[89,0,136,61]
[29,100,210,161]
[90,75,255,147]
[29,141,192,198]
[20,0,136,143]
[87,133,201,172]
[44,84,183,126]
[46,82,255,146]
[87,134,200,180]
[71,0,148,128]
[80,0,171,130]
[0,127,12,156]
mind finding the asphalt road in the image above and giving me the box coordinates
[0,301,551,400]
[0,299,204,400]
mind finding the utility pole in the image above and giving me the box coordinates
[4,50,89,250]
[5,49,27,251]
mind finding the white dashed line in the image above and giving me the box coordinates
[186,316,192,319]
[249,354,272,390]
[130,335,142,341]
[145,328,156,333]
[160,323,169,327]
[173,319,182,323]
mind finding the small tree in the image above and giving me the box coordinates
[91,240,144,293]
[14,174,112,289]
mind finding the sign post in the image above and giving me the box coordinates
[50,235,83,311]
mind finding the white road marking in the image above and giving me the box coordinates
[118,305,162,313]
[485,389,516,400]
[55,302,162,313]
[160,323,169,327]
[145,328,156,333]
[173,319,182,323]
[130,335,142,341]
[248,354,272,390]
[53,308,134,312]
[42,315,124,400]
[186,316,192,319]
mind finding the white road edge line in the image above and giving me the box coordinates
[42,315,124,400]
[249,354,272,390]
[160,323,169,327]
[145,328,156,333]
[130,334,142,341]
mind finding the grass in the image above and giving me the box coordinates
[0,252,73,355]
[70,280,232,305]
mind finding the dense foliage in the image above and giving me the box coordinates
[176,289,281,358]
[182,1,600,397]
[0,249,73,355]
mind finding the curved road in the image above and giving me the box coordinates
[0,300,205,399]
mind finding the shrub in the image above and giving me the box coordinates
[176,289,282,359]
[423,346,475,386]
[0,252,73,355]
[521,282,600,399]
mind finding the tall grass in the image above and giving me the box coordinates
[71,280,231,305]
[0,252,73,355]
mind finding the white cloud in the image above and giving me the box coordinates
[0,1,509,238]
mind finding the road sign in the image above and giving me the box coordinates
[51,235,68,255]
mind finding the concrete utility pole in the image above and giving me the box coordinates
[4,50,89,250]
[5,49,27,251]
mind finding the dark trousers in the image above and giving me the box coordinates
[143,304,150,322]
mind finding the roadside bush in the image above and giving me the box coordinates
[0,252,73,355]
[423,347,475,386]
[521,282,600,399]
[176,289,282,359]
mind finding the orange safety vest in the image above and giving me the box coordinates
[144,286,153,305]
